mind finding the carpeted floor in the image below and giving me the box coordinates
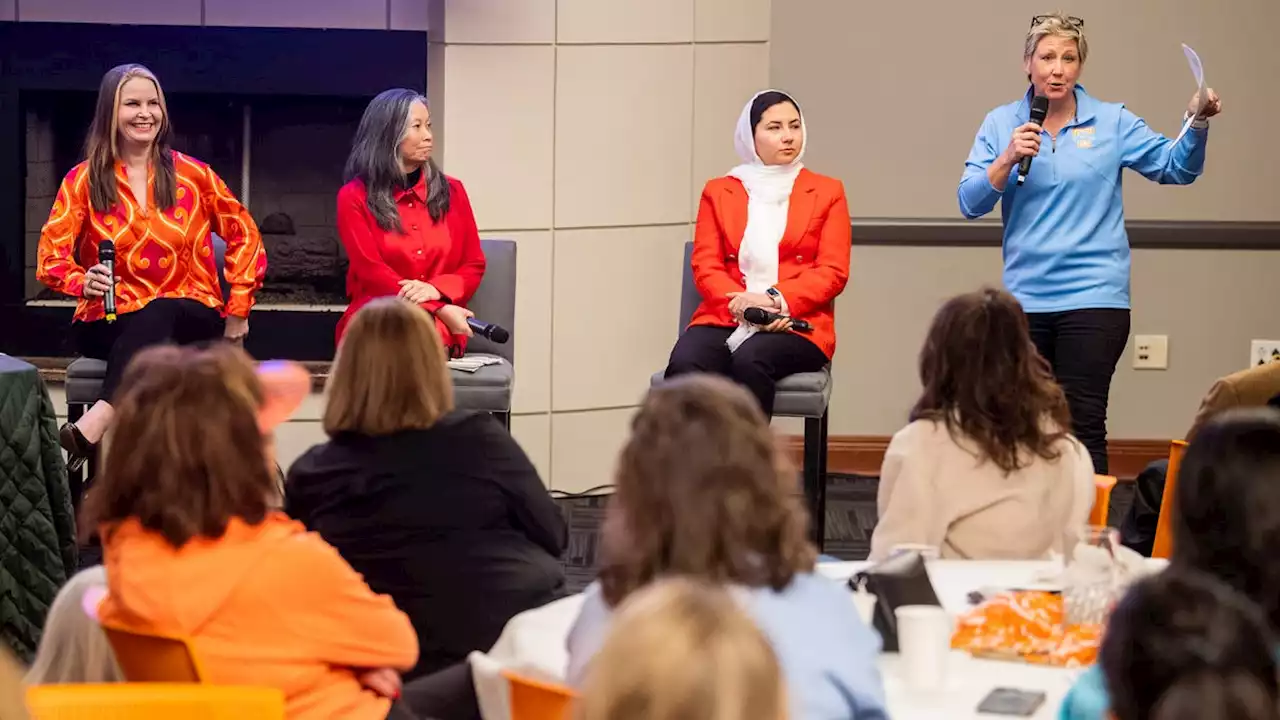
[554,473,1136,593]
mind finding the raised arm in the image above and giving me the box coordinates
[36,168,91,298]
[691,187,745,316]
[336,184,410,298]
[772,183,851,319]
[433,179,486,306]
[958,112,1013,219]
[1120,106,1207,185]
[198,164,266,317]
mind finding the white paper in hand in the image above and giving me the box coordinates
[1174,43,1206,144]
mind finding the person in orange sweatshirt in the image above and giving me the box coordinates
[83,343,430,720]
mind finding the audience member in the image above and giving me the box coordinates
[565,373,888,720]
[869,287,1094,560]
[1099,569,1280,720]
[1060,407,1280,718]
[576,577,787,720]
[23,566,122,685]
[287,298,567,684]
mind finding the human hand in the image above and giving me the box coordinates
[1189,87,1222,119]
[436,304,474,336]
[1003,122,1043,164]
[726,291,777,320]
[356,668,402,699]
[224,315,249,344]
[82,263,117,299]
[761,317,794,333]
[398,279,441,305]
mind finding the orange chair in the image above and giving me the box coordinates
[502,669,576,720]
[1089,475,1118,527]
[26,683,284,719]
[1152,440,1189,559]
[99,623,204,683]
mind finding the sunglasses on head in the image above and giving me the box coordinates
[1031,15,1084,29]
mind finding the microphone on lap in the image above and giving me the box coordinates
[743,306,811,333]
[98,240,118,323]
[466,317,510,344]
[1017,95,1050,186]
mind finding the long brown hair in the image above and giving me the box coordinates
[911,287,1072,474]
[599,374,816,608]
[85,64,177,213]
[82,344,276,548]
[324,298,454,436]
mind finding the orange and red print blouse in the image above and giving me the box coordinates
[37,151,267,323]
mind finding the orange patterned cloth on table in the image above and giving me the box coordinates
[950,591,1103,668]
[36,151,266,323]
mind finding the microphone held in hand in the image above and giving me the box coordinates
[466,317,510,344]
[1017,95,1050,186]
[743,306,811,333]
[98,240,118,322]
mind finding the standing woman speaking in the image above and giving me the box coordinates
[957,13,1222,473]
[336,89,486,357]
[37,63,266,472]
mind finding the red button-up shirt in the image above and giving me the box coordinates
[335,173,486,355]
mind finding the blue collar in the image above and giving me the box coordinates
[1017,84,1097,125]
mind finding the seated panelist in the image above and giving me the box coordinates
[663,89,851,417]
[336,88,486,358]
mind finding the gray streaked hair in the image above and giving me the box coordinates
[344,88,450,232]
[24,566,123,685]
[1025,12,1088,63]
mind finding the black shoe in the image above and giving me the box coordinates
[59,422,95,474]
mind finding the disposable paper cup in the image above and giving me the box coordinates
[894,605,952,691]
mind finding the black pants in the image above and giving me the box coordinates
[387,660,480,720]
[664,325,828,417]
[1119,459,1168,557]
[74,298,224,402]
[1026,309,1130,475]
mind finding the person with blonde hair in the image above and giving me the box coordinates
[287,297,566,686]
[566,374,886,720]
[958,12,1222,477]
[23,566,122,685]
[577,577,787,720]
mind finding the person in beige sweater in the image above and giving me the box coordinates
[869,288,1095,561]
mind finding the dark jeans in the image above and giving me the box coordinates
[387,660,480,720]
[664,325,828,417]
[74,298,224,402]
[1026,309,1131,474]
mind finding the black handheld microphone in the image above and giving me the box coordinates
[743,306,811,333]
[1017,95,1050,186]
[467,317,510,344]
[98,239,118,322]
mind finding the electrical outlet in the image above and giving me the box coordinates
[1133,334,1168,370]
[1251,340,1280,368]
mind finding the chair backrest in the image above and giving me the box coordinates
[26,683,284,719]
[1152,440,1189,559]
[211,233,231,302]
[1089,475,1118,527]
[467,239,517,363]
[100,624,204,683]
[677,241,699,331]
[502,669,576,720]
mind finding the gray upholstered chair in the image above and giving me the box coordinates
[451,238,516,429]
[650,241,833,549]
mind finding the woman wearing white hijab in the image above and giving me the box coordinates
[663,90,851,417]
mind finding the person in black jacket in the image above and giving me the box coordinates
[285,297,568,683]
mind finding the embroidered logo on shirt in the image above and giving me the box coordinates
[1072,127,1095,149]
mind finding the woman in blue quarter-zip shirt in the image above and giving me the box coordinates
[957,13,1222,475]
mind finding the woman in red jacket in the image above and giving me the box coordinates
[336,88,485,356]
[663,90,851,417]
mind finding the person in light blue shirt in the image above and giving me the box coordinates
[957,13,1222,475]
[565,373,888,720]
[1059,408,1280,719]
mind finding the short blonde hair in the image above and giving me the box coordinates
[1025,12,1088,63]
[24,566,123,685]
[576,578,787,720]
[324,298,454,436]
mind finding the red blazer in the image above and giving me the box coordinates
[687,168,851,359]
[335,174,486,355]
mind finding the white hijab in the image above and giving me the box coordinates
[725,89,807,353]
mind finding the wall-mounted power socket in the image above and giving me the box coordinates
[1134,334,1168,370]
[1251,340,1280,368]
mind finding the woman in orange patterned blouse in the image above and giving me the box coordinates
[37,63,266,472]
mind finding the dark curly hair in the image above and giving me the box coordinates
[910,287,1072,474]
[598,374,816,608]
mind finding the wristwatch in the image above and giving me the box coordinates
[765,287,782,308]
[1184,111,1210,130]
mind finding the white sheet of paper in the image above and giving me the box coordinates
[1174,43,1206,144]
